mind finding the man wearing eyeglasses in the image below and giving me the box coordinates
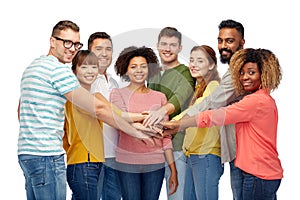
[17,20,152,200]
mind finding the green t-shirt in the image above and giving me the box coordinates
[148,64,195,151]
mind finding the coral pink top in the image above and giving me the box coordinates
[110,87,172,165]
[195,89,283,180]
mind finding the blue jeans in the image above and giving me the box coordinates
[18,154,66,200]
[66,162,103,200]
[165,150,187,200]
[230,159,243,200]
[98,158,122,200]
[242,171,281,200]
[184,154,224,200]
[118,163,165,200]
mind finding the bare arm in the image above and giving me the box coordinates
[161,115,197,137]
[143,102,175,126]
[164,149,178,196]
[64,87,152,141]
[121,112,147,123]
[97,92,147,123]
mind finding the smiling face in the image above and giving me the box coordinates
[157,36,182,68]
[50,29,81,64]
[189,49,214,80]
[217,28,245,64]
[126,56,148,85]
[239,62,261,92]
[90,38,113,74]
[75,63,98,90]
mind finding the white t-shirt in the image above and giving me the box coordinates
[91,73,119,158]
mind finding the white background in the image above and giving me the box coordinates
[0,0,298,199]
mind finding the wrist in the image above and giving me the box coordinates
[161,106,168,115]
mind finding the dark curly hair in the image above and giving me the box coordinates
[230,48,282,95]
[114,46,160,81]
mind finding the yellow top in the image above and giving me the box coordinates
[173,80,221,157]
[63,101,104,164]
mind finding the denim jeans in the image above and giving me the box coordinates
[118,163,165,200]
[183,154,224,200]
[66,162,103,200]
[230,159,243,200]
[18,154,66,200]
[165,150,187,200]
[242,171,281,200]
[98,158,122,200]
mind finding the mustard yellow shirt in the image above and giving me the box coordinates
[173,80,220,157]
[63,101,104,164]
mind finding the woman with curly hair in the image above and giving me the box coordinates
[162,48,283,200]
[110,46,178,200]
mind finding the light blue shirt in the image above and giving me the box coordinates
[18,55,80,155]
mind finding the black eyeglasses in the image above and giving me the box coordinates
[53,36,83,50]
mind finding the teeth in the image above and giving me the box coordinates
[243,82,251,86]
[135,75,144,79]
[85,76,95,80]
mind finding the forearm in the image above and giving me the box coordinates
[164,148,178,195]
[95,100,147,138]
[65,87,143,138]
[165,149,176,170]
[161,116,197,136]
[111,104,146,123]
[121,112,146,122]
[92,95,142,137]
[180,116,197,130]
[163,103,175,116]
[65,87,100,114]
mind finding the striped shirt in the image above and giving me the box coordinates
[18,55,80,156]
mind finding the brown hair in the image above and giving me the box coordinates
[51,20,80,37]
[158,27,182,45]
[189,45,221,105]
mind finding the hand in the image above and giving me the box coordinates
[148,124,164,136]
[160,120,180,137]
[132,122,163,139]
[132,122,155,132]
[133,129,156,146]
[143,107,167,127]
[168,170,178,196]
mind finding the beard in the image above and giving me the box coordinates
[219,48,233,64]
[219,45,243,64]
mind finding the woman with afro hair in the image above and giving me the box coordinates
[110,46,178,200]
